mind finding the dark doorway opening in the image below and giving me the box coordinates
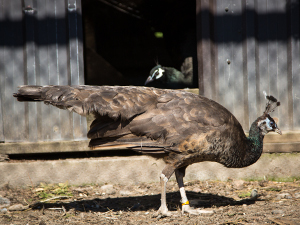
[82,0,198,88]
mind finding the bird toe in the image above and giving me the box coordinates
[182,205,215,215]
[155,206,173,217]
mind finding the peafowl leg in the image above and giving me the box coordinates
[157,165,175,216]
[175,167,214,215]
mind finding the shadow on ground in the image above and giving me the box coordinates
[30,191,257,213]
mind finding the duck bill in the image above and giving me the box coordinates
[145,76,154,85]
[274,127,282,135]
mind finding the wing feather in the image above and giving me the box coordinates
[14,85,237,154]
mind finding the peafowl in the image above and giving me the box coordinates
[14,85,281,215]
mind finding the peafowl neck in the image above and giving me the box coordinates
[242,119,265,167]
[166,68,184,82]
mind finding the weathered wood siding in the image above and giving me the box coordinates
[197,0,300,131]
[0,0,87,143]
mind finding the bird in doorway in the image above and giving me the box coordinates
[145,64,193,89]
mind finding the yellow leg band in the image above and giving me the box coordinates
[182,200,189,206]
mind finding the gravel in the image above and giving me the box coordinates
[0,180,299,224]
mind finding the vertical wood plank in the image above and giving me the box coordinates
[67,0,80,86]
[253,0,261,118]
[35,0,47,141]
[67,0,87,139]
[211,0,219,103]
[266,0,279,109]
[0,0,5,142]
[244,0,256,129]
[3,0,26,142]
[37,0,62,141]
[230,0,244,126]
[56,0,69,86]
[12,0,26,140]
[256,0,269,115]
[216,0,234,112]
[196,0,204,95]
[37,0,53,141]
[286,0,293,130]
[76,0,84,86]
[55,0,73,140]
[276,0,289,130]
[198,0,212,99]
[47,0,61,141]
[291,0,300,130]
[24,0,39,141]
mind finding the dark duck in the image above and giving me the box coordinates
[14,85,281,216]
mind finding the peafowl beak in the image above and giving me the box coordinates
[274,127,282,135]
[145,76,154,85]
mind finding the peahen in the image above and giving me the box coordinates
[145,64,193,89]
[13,85,281,215]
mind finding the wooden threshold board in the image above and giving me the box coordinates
[1,131,300,155]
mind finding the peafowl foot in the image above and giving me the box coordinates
[155,205,174,217]
[182,204,215,215]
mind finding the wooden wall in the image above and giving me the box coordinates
[0,0,87,143]
[197,0,300,131]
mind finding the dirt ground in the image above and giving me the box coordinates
[0,179,299,225]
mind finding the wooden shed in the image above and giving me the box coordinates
[0,0,300,155]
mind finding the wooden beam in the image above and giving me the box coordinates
[263,142,300,153]
[264,131,300,143]
[0,140,91,154]
[1,136,300,155]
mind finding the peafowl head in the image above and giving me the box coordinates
[145,65,166,85]
[256,95,282,136]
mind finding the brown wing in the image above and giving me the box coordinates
[14,85,239,154]
[14,85,167,118]
[14,85,170,150]
[129,91,238,150]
